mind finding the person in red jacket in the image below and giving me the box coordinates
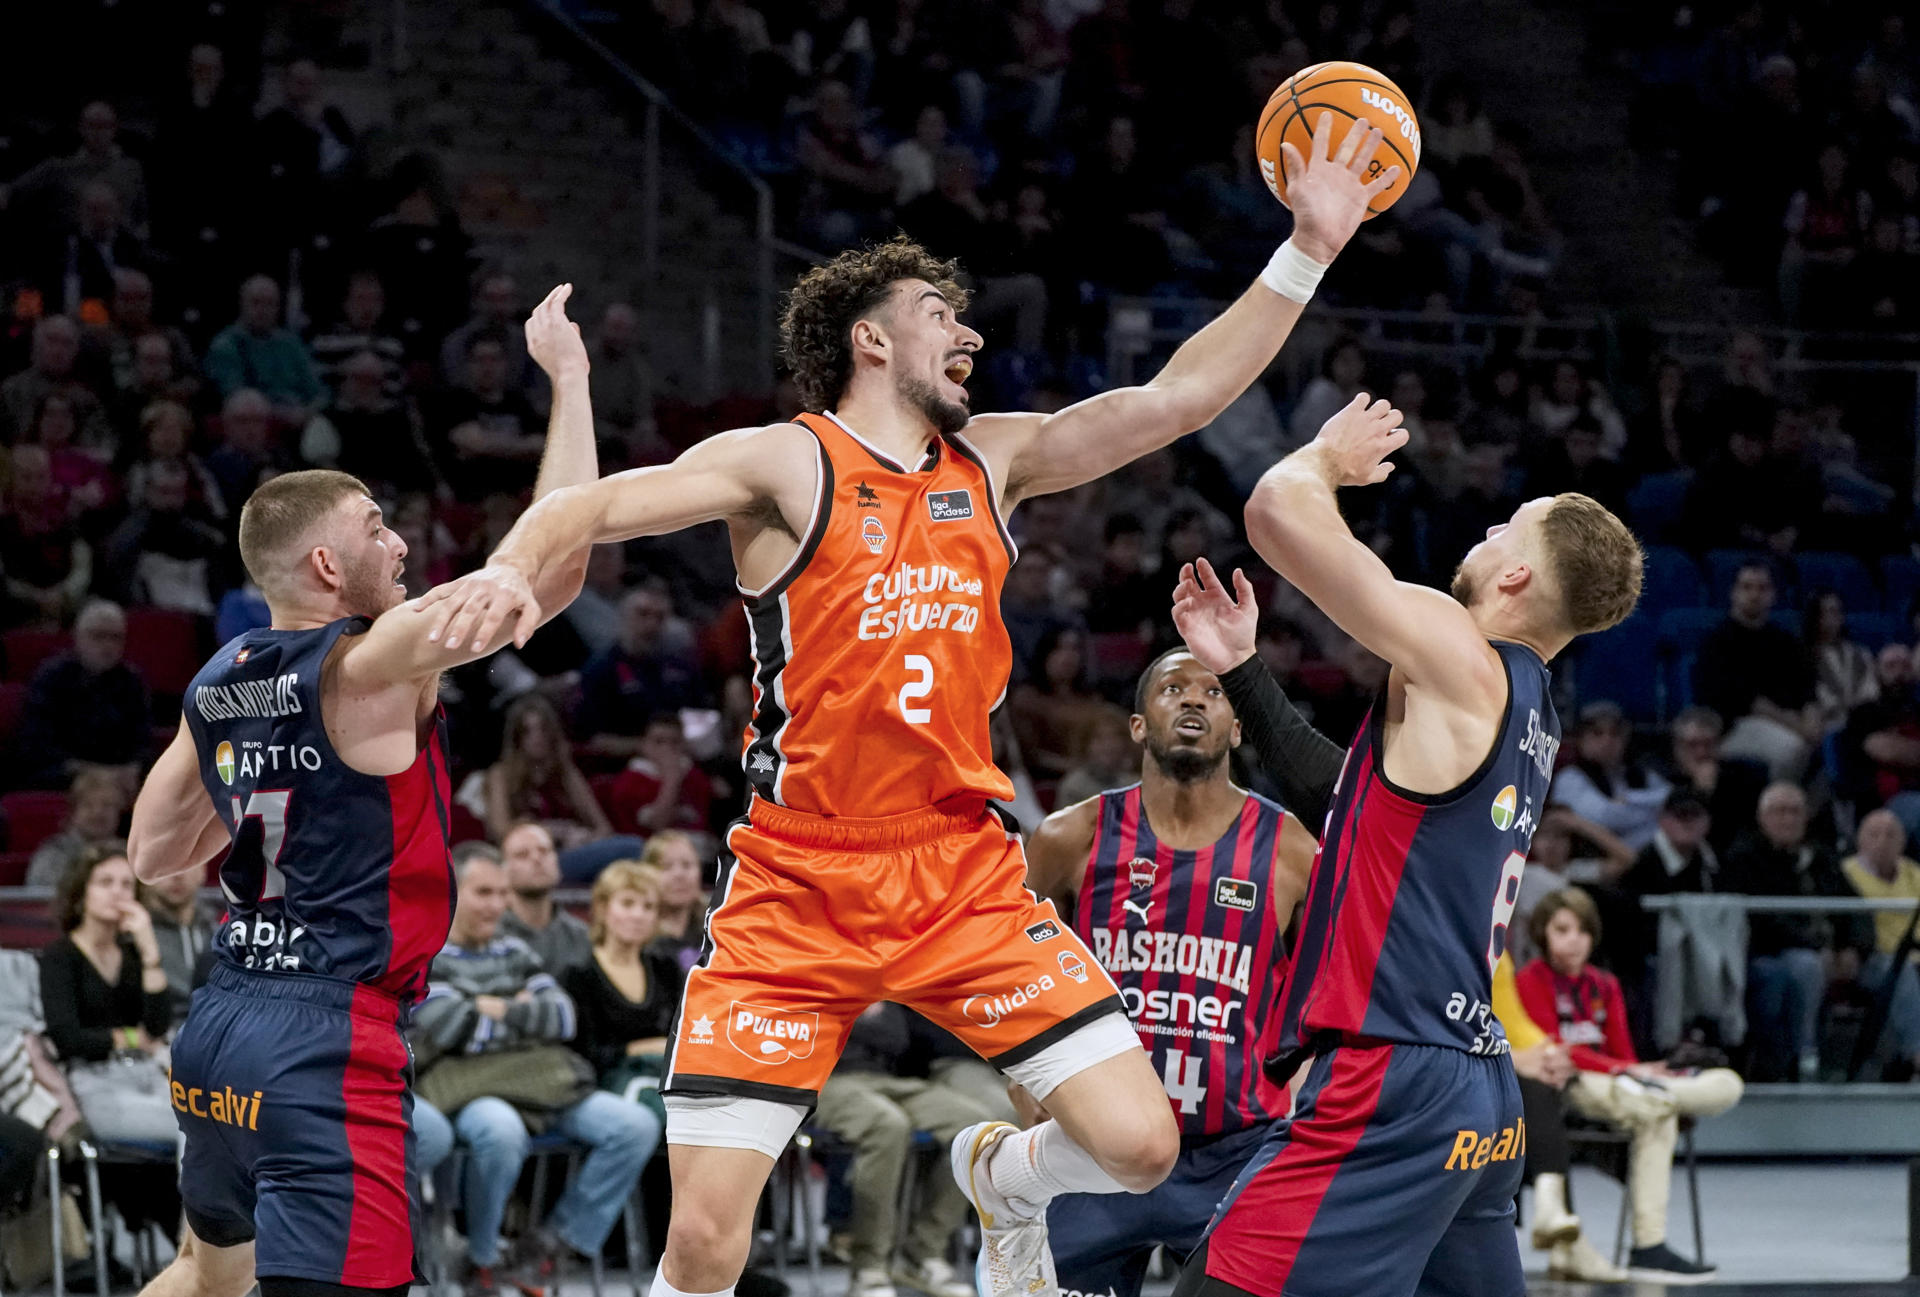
[1517,887,1745,1283]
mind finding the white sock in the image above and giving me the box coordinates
[650,1271,735,1297]
[983,1121,1128,1220]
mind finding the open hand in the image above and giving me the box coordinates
[1313,392,1407,486]
[526,283,589,381]
[415,564,543,651]
[1285,112,1404,264]
[1172,559,1258,674]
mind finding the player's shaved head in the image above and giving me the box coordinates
[237,469,375,599]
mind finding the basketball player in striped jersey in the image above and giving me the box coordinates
[419,115,1402,1297]
[1018,650,1317,1297]
[1167,411,1643,1294]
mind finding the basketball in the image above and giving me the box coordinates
[1256,60,1421,219]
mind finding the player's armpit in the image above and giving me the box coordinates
[130,719,226,883]
[1024,796,1100,909]
[1270,812,1318,923]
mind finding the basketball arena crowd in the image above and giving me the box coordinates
[0,0,1918,1292]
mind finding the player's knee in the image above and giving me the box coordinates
[1097,1109,1179,1191]
[663,1201,753,1277]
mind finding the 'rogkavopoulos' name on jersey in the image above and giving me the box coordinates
[856,562,987,641]
[194,673,304,722]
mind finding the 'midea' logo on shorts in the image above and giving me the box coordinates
[962,974,1057,1029]
[727,1001,818,1065]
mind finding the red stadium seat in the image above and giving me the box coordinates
[0,852,29,886]
[589,772,621,821]
[2,629,69,682]
[448,801,489,847]
[122,607,204,698]
[2,791,69,853]
[1088,632,1150,686]
[0,683,25,743]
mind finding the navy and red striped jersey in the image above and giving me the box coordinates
[1280,640,1559,1056]
[182,618,454,1003]
[1074,784,1291,1135]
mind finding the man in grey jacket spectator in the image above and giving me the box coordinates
[412,850,659,1297]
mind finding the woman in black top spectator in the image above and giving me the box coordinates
[563,861,684,1109]
[640,831,708,976]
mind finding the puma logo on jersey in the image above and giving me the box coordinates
[1121,898,1153,924]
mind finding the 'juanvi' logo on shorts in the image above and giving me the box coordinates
[727,1002,818,1065]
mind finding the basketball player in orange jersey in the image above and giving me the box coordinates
[419,113,1401,1297]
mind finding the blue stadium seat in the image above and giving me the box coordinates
[1574,613,1659,722]
[1705,548,1781,602]
[1640,545,1707,618]
[1847,611,1903,651]
[1626,470,1693,543]
[1663,650,1698,716]
[1657,607,1723,660]
[1794,551,1877,612]
[1882,555,1920,618]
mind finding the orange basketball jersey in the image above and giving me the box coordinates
[739,411,1016,817]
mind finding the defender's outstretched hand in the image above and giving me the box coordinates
[1284,112,1404,264]
[1313,392,1408,486]
[1172,558,1259,675]
[526,283,589,381]
[415,564,543,652]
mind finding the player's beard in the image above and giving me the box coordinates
[1449,559,1475,608]
[1145,732,1228,783]
[341,553,402,618]
[898,373,970,436]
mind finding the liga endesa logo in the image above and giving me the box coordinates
[726,1001,819,1065]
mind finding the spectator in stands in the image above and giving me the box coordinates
[309,271,407,397]
[1846,212,1920,331]
[203,276,327,423]
[5,101,150,240]
[100,459,227,613]
[361,161,475,351]
[577,584,709,760]
[1082,515,1159,636]
[888,104,949,206]
[35,182,152,320]
[1695,562,1820,782]
[26,766,131,888]
[640,830,708,973]
[1629,355,1700,475]
[1725,782,1861,1080]
[493,829,593,978]
[1513,805,1633,966]
[40,845,179,1148]
[1528,360,1627,458]
[16,599,148,789]
[316,349,438,497]
[113,330,202,443]
[105,270,199,400]
[0,315,111,448]
[433,332,544,499]
[1523,416,1629,514]
[126,400,227,525]
[589,303,663,465]
[1008,626,1109,779]
[1779,143,1865,326]
[1517,887,1741,1282]
[609,715,714,844]
[1288,336,1366,447]
[438,271,540,398]
[1549,701,1671,851]
[152,44,257,256]
[794,79,892,247]
[1055,706,1136,808]
[1654,705,1766,851]
[1840,809,1920,1077]
[1807,589,1879,735]
[32,392,117,526]
[139,864,215,1029]
[485,697,616,850]
[783,0,875,97]
[412,850,658,1296]
[1619,788,1721,900]
[899,147,1047,353]
[256,58,357,238]
[1683,424,1816,555]
[815,1001,993,1297]
[205,389,285,516]
[561,860,682,1103]
[0,445,92,629]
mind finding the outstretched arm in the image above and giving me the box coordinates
[1025,796,1099,912]
[129,719,227,882]
[1244,397,1501,703]
[969,114,1401,505]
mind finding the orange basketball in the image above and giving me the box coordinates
[1256,60,1421,220]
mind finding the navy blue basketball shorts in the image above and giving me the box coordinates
[169,963,419,1288]
[1049,1124,1268,1297]
[1172,1040,1525,1297]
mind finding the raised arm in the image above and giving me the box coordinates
[967,114,1401,505]
[1244,396,1502,704]
[1025,796,1100,912]
[129,718,227,883]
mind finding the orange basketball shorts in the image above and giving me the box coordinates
[662,796,1124,1105]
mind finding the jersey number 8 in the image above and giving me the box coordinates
[1487,850,1525,973]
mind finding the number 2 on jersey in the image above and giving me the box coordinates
[231,790,292,902]
[898,654,934,724]
[1487,850,1526,972]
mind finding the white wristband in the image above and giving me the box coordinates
[1260,239,1329,304]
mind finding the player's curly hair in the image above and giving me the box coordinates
[780,235,970,411]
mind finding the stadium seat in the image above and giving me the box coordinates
[1663,651,1698,715]
[0,852,27,886]
[1639,546,1707,618]
[1625,470,1693,542]
[2,629,68,682]
[1882,555,1920,618]
[1656,608,1723,660]
[122,607,204,699]
[1573,613,1659,723]
[0,683,23,744]
[1847,611,1903,652]
[2,791,68,853]
[1794,551,1877,612]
